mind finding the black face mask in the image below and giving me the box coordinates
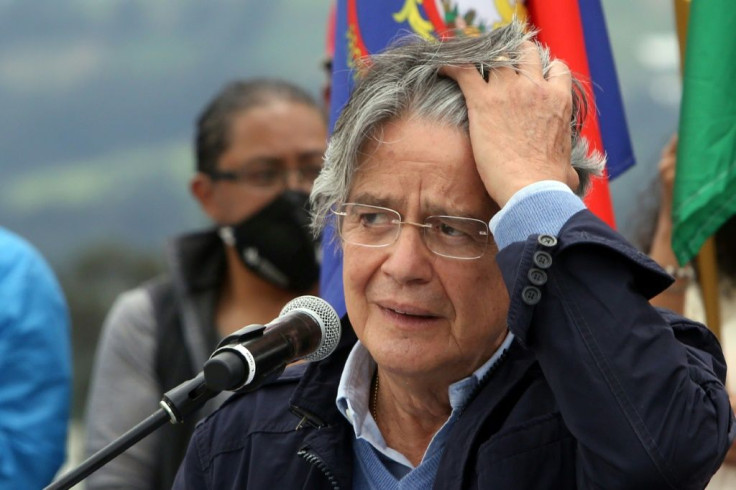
[219,191,320,292]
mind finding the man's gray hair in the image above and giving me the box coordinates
[310,21,605,236]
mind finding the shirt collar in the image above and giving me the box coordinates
[335,331,515,460]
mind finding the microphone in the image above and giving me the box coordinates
[203,295,341,392]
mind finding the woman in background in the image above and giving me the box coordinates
[84,79,327,489]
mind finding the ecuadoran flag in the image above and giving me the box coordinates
[322,0,635,316]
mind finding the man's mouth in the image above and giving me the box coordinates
[380,303,439,320]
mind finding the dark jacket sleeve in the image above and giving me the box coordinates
[496,210,735,489]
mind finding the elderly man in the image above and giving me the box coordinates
[173,22,733,489]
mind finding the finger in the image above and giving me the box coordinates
[568,165,581,193]
[486,52,517,80]
[516,41,544,81]
[659,160,676,182]
[440,64,489,89]
[663,133,678,156]
[545,58,572,90]
[659,134,679,175]
[546,58,571,81]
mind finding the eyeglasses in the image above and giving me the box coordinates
[333,203,490,260]
[208,164,322,188]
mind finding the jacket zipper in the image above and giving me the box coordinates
[290,405,326,430]
[297,448,340,490]
[290,345,511,489]
[458,348,510,416]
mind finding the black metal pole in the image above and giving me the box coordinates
[45,409,169,490]
[45,373,218,490]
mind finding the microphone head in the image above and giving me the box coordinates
[279,295,341,362]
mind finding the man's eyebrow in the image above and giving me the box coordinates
[348,193,396,208]
[424,201,491,220]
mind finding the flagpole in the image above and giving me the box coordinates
[672,0,721,340]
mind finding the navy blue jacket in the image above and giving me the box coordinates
[173,211,734,489]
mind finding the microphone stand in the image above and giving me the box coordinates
[45,373,218,490]
[46,316,323,489]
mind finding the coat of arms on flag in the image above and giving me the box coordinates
[342,1,527,77]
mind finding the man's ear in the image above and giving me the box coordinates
[191,172,219,219]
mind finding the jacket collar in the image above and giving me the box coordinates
[289,315,358,429]
[166,227,226,295]
[285,316,358,489]
[287,316,540,489]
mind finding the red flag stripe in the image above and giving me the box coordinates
[346,0,369,58]
[527,0,616,227]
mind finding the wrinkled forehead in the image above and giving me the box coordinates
[347,117,498,220]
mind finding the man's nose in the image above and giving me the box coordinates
[380,224,433,284]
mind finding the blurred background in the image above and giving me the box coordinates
[0,0,680,474]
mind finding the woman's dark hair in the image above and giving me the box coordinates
[195,79,322,174]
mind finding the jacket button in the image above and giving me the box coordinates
[522,286,542,305]
[533,250,553,269]
[538,234,558,247]
[528,268,548,286]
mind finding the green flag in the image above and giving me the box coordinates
[673,0,736,264]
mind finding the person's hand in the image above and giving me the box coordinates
[657,134,678,218]
[651,133,678,262]
[648,133,690,312]
[441,41,578,207]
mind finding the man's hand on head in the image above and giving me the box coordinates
[441,41,579,208]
